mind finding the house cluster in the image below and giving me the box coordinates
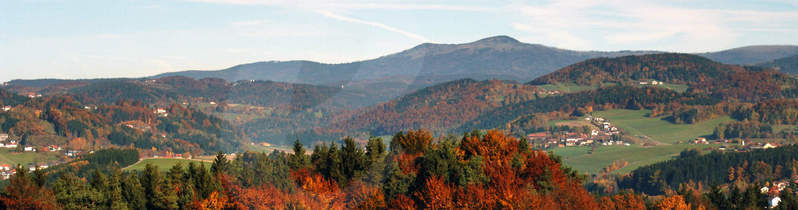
[0,134,18,149]
[0,163,52,180]
[528,131,625,148]
[0,164,14,180]
[25,92,42,98]
[153,108,169,117]
[590,117,621,136]
[527,117,626,148]
[639,80,663,85]
[690,137,710,144]
[536,90,562,95]
[140,150,192,160]
[66,149,83,157]
[760,181,791,208]
[122,120,152,132]
[746,142,780,150]
[23,144,67,153]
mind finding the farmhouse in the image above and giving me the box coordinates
[639,80,662,85]
[526,132,549,140]
[154,108,168,117]
[2,142,17,149]
[66,150,82,157]
[47,145,63,152]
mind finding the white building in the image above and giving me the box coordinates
[154,108,169,117]
[770,197,781,208]
[66,150,81,157]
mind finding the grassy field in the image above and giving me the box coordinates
[592,109,733,144]
[0,149,61,167]
[551,144,716,174]
[123,158,211,172]
[244,143,295,154]
[536,82,619,93]
[549,109,734,175]
[659,83,689,93]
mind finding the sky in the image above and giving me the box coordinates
[1,0,797,82]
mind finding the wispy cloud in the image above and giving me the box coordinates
[182,0,495,12]
[510,0,798,51]
[317,10,430,42]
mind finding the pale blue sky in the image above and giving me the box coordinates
[1,0,797,82]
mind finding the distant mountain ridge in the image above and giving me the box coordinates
[153,36,659,86]
[153,36,798,87]
[758,54,798,74]
[697,45,798,65]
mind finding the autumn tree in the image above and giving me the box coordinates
[1,165,57,209]
[655,195,691,210]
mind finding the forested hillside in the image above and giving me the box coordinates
[759,54,798,74]
[0,130,645,209]
[317,79,545,137]
[459,86,718,135]
[0,90,242,154]
[621,145,798,195]
[530,53,797,101]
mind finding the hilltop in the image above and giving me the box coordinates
[530,53,797,101]
[153,36,657,84]
[318,79,546,137]
[151,36,658,101]
[697,45,798,65]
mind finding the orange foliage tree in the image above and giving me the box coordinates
[655,195,691,210]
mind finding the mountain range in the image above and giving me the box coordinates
[8,35,798,105]
[153,36,657,84]
[153,36,797,85]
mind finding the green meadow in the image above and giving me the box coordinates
[0,149,61,167]
[123,158,211,172]
[551,144,717,174]
[550,109,734,175]
[592,109,732,144]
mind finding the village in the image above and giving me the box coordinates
[688,136,782,151]
[0,133,81,180]
[0,105,200,180]
[526,116,627,149]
